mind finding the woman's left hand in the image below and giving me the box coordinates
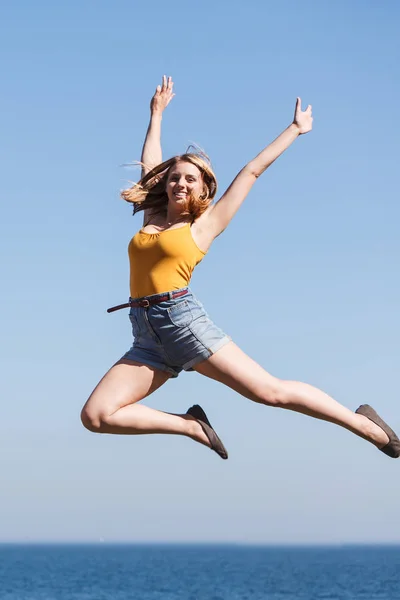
[293,97,313,134]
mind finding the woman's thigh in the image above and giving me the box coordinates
[192,341,282,404]
[82,359,171,420]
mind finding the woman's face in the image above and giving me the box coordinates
[165,161,203,206]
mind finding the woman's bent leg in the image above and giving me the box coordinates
[81,359,210,447]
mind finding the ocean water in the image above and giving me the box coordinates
[0,545,399,599]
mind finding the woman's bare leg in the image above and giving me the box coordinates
[81,359,210,447]
[193,342,390,448]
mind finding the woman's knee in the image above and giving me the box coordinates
[253,379,291,407]
[80,405,105,432]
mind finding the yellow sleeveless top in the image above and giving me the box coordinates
[128,223,206,298]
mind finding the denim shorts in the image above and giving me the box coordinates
[121,287,231,378]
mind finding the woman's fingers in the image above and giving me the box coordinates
[295,97,313,117]
[292,97,313,134]
[159,75,174,96]
[151,76,175,111]
[167,76,174,100]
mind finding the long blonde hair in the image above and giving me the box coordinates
[121,153,218,221]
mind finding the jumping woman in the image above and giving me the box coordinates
[81,76,399,460]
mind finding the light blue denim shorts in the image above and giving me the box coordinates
[121,287,231,378]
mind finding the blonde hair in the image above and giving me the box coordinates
[121,153,217,221]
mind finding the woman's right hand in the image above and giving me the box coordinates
[150,75,175,115]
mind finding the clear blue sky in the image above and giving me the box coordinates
[1,0,399,543]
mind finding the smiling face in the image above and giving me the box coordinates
[165,160,203,206]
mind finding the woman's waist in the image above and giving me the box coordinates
[129,266,194,299]
[107,286,192,314]
[130,286,191,304]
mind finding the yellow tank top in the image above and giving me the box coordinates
[128,223,206,298]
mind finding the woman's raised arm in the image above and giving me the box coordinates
[204,98,313,238]
[141,75,175,178]
[140,76,174,226]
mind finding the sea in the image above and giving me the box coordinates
[0,544,399,599]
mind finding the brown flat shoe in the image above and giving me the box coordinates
[186,404,228,460]
[356,404,400,458]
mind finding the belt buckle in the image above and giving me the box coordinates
[141,299,150,308]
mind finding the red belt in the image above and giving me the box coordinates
[107,289,188,313]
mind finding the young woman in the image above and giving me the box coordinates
[81,76,399,460]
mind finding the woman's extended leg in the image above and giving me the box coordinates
[81,359,211,448]
[193,342,391,449]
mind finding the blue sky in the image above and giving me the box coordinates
[1,0,399,543]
